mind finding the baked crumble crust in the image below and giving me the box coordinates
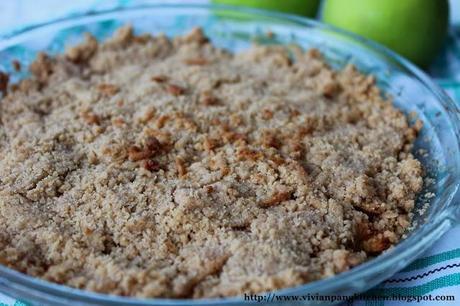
[0,26,423,298]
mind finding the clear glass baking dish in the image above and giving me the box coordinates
[0,3,459,306]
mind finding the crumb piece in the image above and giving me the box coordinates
[290,109,301,118]
[321,81,339,98]
[97,83,119,96]
[179,27,208,44]
[203,137,219,152]
[138,106,156,124]
[261,131,281,149]
[151,75,168,83]
[237,147,263,161]
[222,131,247,144]
[112,117,125,127]
[268,154,285,166]
[156,115,170,129]
[80,111,100,125]
[144,128,171,144]
[173,113,198,133]
[199,91,219,106]
[261,109,273,120]
[109,25,133,45]
[142,159,162,172]
[87,151,99,165]
[413,119,423,132]
[65,33,98,63]
[259,190,292,208]
[145,136,162,153]
[29,53,53,83]
[128,146,151,162]
[166,84,185,96]
[307,48,322,59]
[175,156,187,177]
[362,235,390,253]
[184,58,208,65]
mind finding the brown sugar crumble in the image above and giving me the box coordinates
[97,83,120,96]
[0,26,423,299]
[166,83,186,96]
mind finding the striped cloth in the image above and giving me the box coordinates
[349,226,460,306]
[0,1,459,305]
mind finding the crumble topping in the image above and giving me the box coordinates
[0,26,423,298]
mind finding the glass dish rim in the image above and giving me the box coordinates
[0,3,459,305]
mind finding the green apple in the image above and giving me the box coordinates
[212,0,321,18]
[322,0,449,67]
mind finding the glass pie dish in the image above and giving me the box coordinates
[0,3,459,306]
